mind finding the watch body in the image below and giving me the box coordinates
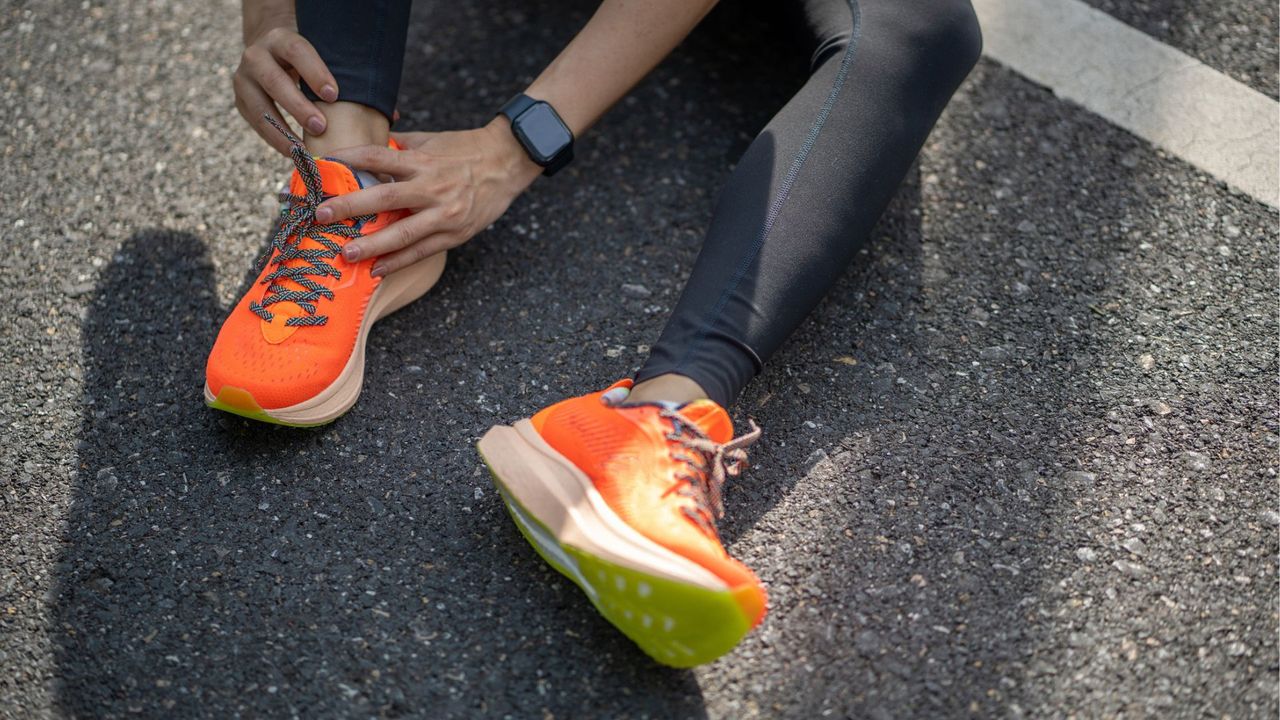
[499,94,574,176]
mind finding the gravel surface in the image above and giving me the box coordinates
[2,1,1277,718]
[1079,0,1279,99]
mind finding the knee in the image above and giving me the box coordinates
[813,1,983,76]
[919,0,984,76]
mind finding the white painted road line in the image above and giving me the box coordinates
[973,0,1280,209]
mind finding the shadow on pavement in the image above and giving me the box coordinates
[53,229,709,717]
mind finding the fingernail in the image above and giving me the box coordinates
[342,244,360,261]
[315,206,333,222]
[321,84,338,102]
[307,115,326,134]
[371,265,386,278]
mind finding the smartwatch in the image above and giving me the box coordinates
[498,93,574,177]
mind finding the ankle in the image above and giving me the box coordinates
[305,101,389,156]
[629,374,709,406]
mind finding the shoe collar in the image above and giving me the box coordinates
[600,379,734,443]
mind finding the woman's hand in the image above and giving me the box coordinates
[235,6,338,156]
[316,120,544,276]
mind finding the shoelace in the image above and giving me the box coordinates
[249,114,375,327]
[661,408,762,537]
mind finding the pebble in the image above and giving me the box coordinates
[854,629,881,656]
[61,280,94,298]
[1121,537,1147,556]
[620,283,651,298]
[1062,471,1097,484]
[95,467,118,491]
[1113,559,1148,577]
[805,448,829,470]
[1075,547,1098,562]
[1260,510,1280,527]
[979,346,1009,362]
[1138,354,1155,370]
[1180,451,1211,472]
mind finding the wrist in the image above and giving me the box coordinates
[243,7,295,45]
[485,116,544,188]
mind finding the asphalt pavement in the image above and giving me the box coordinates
[1,1,1276,718]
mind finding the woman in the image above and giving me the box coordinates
[205,0,981,666]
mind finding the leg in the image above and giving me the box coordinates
[296,0,414,153]
[632,0,983,407]
[206,0,448,426]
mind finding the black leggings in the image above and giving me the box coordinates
[298,0,982,407]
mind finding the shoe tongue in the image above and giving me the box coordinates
[265,158,365,319]
[287,156,363,199]
[676,399,734,444]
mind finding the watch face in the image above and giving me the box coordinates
[516,104,572,164]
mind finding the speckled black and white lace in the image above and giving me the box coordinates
[249,115,374,327]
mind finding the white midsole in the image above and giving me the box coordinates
[499,485,600,602]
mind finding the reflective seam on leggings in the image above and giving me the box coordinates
[671,0,863,377]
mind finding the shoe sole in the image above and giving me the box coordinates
[205,252,447,427]
[477,420,757,668]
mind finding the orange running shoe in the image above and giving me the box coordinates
[477,379,766,667]
[204,117,445,426]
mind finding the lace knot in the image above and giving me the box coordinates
[660,408,762,535]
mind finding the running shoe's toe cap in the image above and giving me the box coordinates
[205,324,351,410]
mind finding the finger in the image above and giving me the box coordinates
[343,209,444,262]
[234,76,293,156]
[270,33,338,103]
[316,183,410,223]
[373,234,455,276]
[325,145,416,176]
[254,62,327,135]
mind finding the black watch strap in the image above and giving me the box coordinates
[498,93,538,125]
[540,141,574,177]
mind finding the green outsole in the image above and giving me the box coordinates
[205,397,330,428]
[479,450,752,668]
